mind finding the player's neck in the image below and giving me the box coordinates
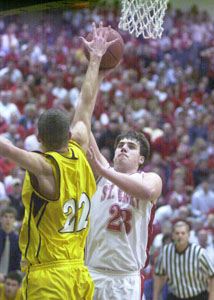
[56,147,69,154]
[42,145,68,153]
[114,164,138,174]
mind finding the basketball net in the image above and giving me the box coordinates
[118,0,169,39]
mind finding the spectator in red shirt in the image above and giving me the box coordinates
[152,122,178,159]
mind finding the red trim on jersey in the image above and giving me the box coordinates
[140,203,156,297]
[140,270,145,299]
[144,203,156,268]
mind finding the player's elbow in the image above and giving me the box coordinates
[72,121,90,150]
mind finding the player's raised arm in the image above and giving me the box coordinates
[0,136,52,176]
[86,67,116,176]
[87,132,109,177]
[71,22,118,152]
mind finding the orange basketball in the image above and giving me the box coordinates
[84,27,124,70]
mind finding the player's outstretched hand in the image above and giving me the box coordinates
[87,146,104,176]
[79,22,119,59]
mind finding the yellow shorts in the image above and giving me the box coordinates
[22,260,94,300]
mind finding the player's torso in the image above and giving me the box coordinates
[19,141,96,266]
[86,173,154,272]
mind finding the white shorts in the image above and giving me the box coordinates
[88,267,143,300]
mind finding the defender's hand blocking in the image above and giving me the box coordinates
[80,22,120,60]
[87,146,105,176]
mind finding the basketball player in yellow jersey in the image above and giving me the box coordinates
[0,22,119,300]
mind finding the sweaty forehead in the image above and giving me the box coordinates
[118,138,139,146]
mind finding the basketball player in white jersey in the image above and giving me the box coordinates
[85,121,162,299]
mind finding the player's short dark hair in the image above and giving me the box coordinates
[5,271,22,285]
[0,206,17,219]
[38,109,70,151]
[114,131,150,167]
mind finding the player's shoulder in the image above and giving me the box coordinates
[143,171,163,187]
[143,171,162,181]
[140,171,163,191]
[68,139,86,155]
[69,139,81,149]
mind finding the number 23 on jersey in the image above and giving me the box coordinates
[107,204,132,234]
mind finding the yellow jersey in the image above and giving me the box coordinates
[19,140,96,266]
[0,283,22,300]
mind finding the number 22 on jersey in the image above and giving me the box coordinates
[59,193,90,233]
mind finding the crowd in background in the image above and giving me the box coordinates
[0,2,214,296]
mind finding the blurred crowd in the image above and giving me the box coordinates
[0,1,214,291]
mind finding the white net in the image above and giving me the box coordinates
[118,0,169,39]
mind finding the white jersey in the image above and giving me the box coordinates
[85,170,156,272]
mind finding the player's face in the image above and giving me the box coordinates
[5,279,19,298]
[113,138,144,172]
[173,226,190,248]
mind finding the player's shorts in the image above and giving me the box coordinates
[22,259,94,300]
[88,267,144,300]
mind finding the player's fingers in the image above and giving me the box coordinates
[107,37,120,46]
[103,25,111,40]
[79,36,92,52]
[92,22,97,38]
[98,24,106,39]
[79,36,87,45]
[98,21,104,37]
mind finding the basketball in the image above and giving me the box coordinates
[84,27,125,70]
